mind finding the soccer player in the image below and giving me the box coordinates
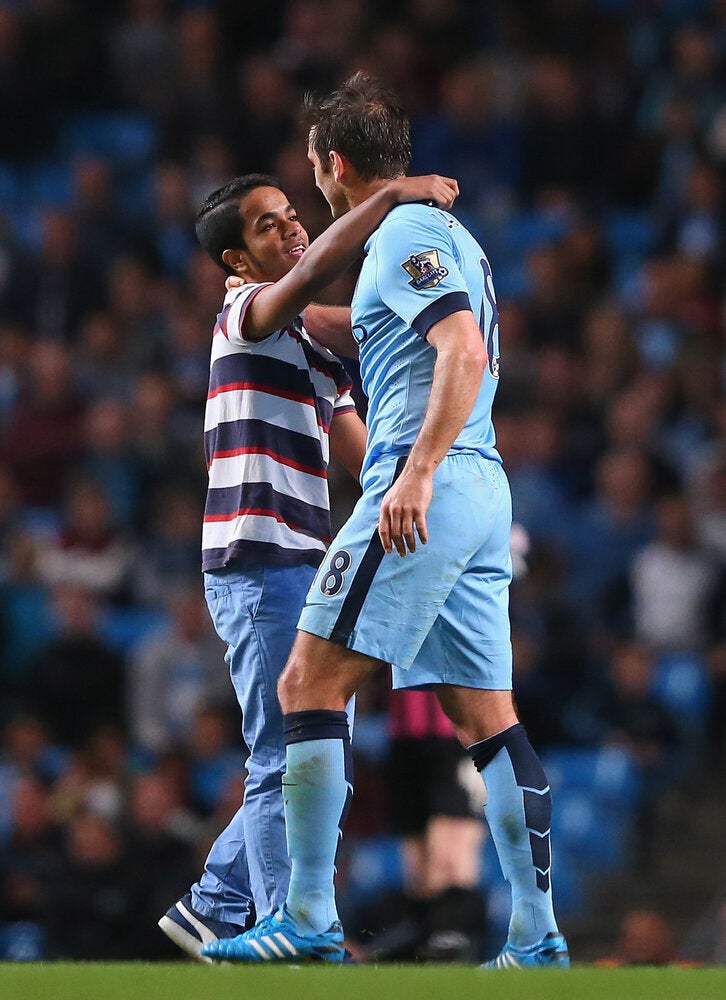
[158,169,458,960]
[202,74,569,969]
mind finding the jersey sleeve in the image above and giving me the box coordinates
[332,352,356,415]
[370,209,473,339]
[304,330,358,417]
[333,384,356,416]
[215,282,274,348]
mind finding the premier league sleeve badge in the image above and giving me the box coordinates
[401,249,449,290]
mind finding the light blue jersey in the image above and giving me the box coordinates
[299,201,513,688]
[351,203,501,484]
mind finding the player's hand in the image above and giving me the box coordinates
[225,275,244,290]
[390,175,459,211]
[378,467,433,556]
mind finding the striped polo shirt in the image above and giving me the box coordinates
[202,283,356,572]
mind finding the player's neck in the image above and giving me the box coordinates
[347,177,391,209]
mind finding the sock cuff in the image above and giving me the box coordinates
[283,709,350,746]
[468,722,526,772]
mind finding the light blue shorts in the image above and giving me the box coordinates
[298,452,513,691]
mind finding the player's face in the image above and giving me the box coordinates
[237,186,309,282]
[307,141,349,219]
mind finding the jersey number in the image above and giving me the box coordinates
[479,257,500,379]
[320,549,352,597]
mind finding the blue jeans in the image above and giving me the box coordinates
[191,563,317,923]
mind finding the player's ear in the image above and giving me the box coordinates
[222,248,248,275]
[329,150,346,183]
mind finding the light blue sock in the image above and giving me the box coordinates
[470,723,559,947]
[282,711,352,934]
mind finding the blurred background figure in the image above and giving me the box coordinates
[44,810,137,960]
[128,585,229,757]
[23,586,126,752]
[364,688,487,964]
[598,907,677,966]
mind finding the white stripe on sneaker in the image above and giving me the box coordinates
[157,915,212,965]
[249,939,270,960]
[176,900,219,945]
[260,935,286,959]
[274,932,298,956]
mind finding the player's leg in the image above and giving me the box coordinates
[234,565,318,918]
[437,689,556,923]
[201,633,378,963]
[272,455,470,942]
[436,684,568,966]
[419,458,567,966]
[278,631,381,934]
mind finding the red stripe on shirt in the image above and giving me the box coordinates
[208,446,327,478]
[203,505,331,541]
[207,381,315,406]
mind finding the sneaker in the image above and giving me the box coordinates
[418,930,478,963]
[201,905,345,964]
[158,893,249,964]
[482,932,570,969]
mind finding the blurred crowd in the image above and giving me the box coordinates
[1,0,725,962]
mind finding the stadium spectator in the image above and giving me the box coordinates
[690,400,726,561]
[38,476,137,604]
[563,640,683,869]
[70,156,137,266]
[4,207,105,343]
[44,810,139,960]
[184,705,244,820]
[75,311,146,403]
[599,907,677,966]
[78,398,143,530]
[124,771,200,959]
[0,340,87,509]
[133,484,206,606]
[681,895,726,964]
[233,54,298,176]
[0,775,62,960]
[629,491,722,654]
[23,585,126,750]
[128,586,229,757]
[102,256,171,372]
[563,446,655,630]
[411,56,524,219]
[107,0,175,117]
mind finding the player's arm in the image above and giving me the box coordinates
[329,410,367,481]
[243,174,458,341]
[302,304,358,358]
[378,311,487,556]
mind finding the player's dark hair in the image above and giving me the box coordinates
[304,72,411,181]
[195,174,283,275]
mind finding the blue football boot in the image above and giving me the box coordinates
[483,931,570,968]
[202,905,345,964]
